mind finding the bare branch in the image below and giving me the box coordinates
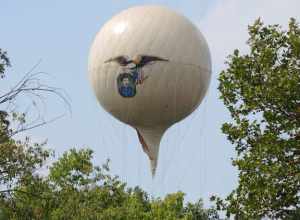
[9,114,66,138]
[0,61,71,137]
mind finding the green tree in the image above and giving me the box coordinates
[214,18,300,218]
[6,148,219,220]
[0,48,68,194]
[0,50,54,219]
[0,49,10,78]
[0,49,69,219]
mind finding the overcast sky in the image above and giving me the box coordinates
[2,0,300,206]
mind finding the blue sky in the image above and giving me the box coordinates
[2,0,300,207]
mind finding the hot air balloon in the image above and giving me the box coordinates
[88,5,211,176]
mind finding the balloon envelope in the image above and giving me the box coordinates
[88,5,211,176]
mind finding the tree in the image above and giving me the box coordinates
[0,50,51,197]
[0,147,222,220]
[0,48,69,191]
[3,148,219,220]
[214,18,300,218]
[0,50,66,219]
[0,49,10,78]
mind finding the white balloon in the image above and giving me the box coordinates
[88,5,211,176]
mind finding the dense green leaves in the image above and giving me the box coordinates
[216,18,300,218]
[1,147,219,220]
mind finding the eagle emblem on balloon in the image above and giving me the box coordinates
[105,55,168,97]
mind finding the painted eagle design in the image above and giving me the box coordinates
[104,55,168,68]
[105,55,169,98]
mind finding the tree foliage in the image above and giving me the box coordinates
[215,18,300,218]
[0,49,10,78]
[1,147,219,220]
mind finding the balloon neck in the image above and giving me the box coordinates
[135,126,167,177]
[150,159,157,178]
